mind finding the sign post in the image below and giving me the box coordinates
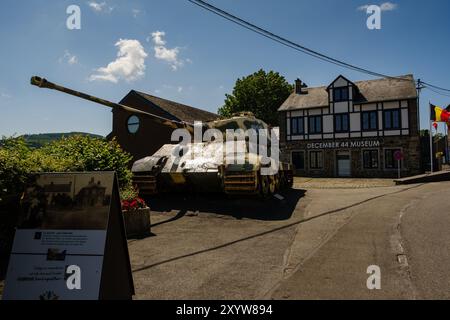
[394,151,404,179]
[2,172,134,300]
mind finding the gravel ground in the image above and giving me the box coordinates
[293,177,395,189]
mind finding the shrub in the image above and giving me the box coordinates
[0,137,69,199]
[0,135,133,201]
[120,185,139,201]
[41,135,133,188]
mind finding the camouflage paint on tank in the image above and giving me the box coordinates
[31,76,294,196]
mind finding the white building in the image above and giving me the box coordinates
[278,75,422,178]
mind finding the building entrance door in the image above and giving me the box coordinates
[337,151,351,177]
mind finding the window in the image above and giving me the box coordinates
[291,117,304,135]
[363,150,379,169]
[333,87,349,102]
[383,109,401,130]
[385,149,401,169]
[335,114,350,133]
[309,116,322,134]
[292,151,305,170]
[127,115,140,134]
[309,151,324,169]
[362,111,378,131]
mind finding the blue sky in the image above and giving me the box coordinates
[1,0,449,137]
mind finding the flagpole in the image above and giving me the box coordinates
[446,122,449,164]
[430,102,434,173]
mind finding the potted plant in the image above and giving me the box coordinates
[436,151,444,171]
[121,188,151,239]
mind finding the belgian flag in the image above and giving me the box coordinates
[430,103,450,122]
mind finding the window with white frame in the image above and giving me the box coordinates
[309,150,324,169]
[291,117,304,135]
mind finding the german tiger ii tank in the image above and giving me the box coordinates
[31,76,293,197]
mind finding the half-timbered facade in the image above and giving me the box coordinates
[278,75,422,178]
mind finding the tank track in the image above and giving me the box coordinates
[223,171,259,194]
[132,174,158,196]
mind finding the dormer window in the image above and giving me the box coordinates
[333,87,349,102]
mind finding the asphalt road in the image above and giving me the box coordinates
[271,182,450,299]
[128,181,450,300]
[401,183,450,299]
[2,180,448,299]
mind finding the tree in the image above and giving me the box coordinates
[218,69,293,126]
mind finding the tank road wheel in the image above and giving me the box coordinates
[279,173,286,189]
[288,171,294,188]
[274,174,281,193]
[269,175,276,194]
[259,175,270,198]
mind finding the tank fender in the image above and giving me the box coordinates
[132,155,168,174]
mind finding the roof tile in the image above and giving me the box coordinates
[279,75,417,111]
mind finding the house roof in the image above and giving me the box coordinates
[124,90,218,123]
[279,74,417,111]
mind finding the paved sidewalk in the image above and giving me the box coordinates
[294,177,395,189]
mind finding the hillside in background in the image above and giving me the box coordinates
[19,132,104,148]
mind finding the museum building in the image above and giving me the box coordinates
[278,75,422,178]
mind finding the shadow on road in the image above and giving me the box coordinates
[132,184,426,274]
[150,209,188,228]
[144,188,306,222]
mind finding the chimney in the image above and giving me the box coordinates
[295,78,308,94]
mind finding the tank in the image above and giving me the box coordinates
[31,76,294,197]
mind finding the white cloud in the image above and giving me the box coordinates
[380,2,397,11]
[358,2,398,11]
[132,9,141,18]
[89,39,148,83]
[1,92,11,99]
[88,1,105,11]
[59,50,78,65]
[154,46,183,71]
[150,31,166,46]
[88,1,114,13]
[357,5,369,11]
[154,84,190,95]
[68,56,77,65]
[149,31,186,71]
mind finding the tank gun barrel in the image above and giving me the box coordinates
[30,76,194,133]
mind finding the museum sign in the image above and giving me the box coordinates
[307,140,381,150]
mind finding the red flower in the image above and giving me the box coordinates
[122,197,147,211]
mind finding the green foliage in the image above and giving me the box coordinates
[41,135,133,188]
[119,185,139,202]
[218,69,293,126]
[0,135,133,200]
[21,132,104,149]
[0,137,68,198]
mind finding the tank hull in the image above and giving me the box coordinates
[132,143,293,196]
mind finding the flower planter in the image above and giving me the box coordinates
[122,207,151,239]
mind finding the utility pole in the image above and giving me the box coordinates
[417,79,424,133]
[417,79,432,173]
